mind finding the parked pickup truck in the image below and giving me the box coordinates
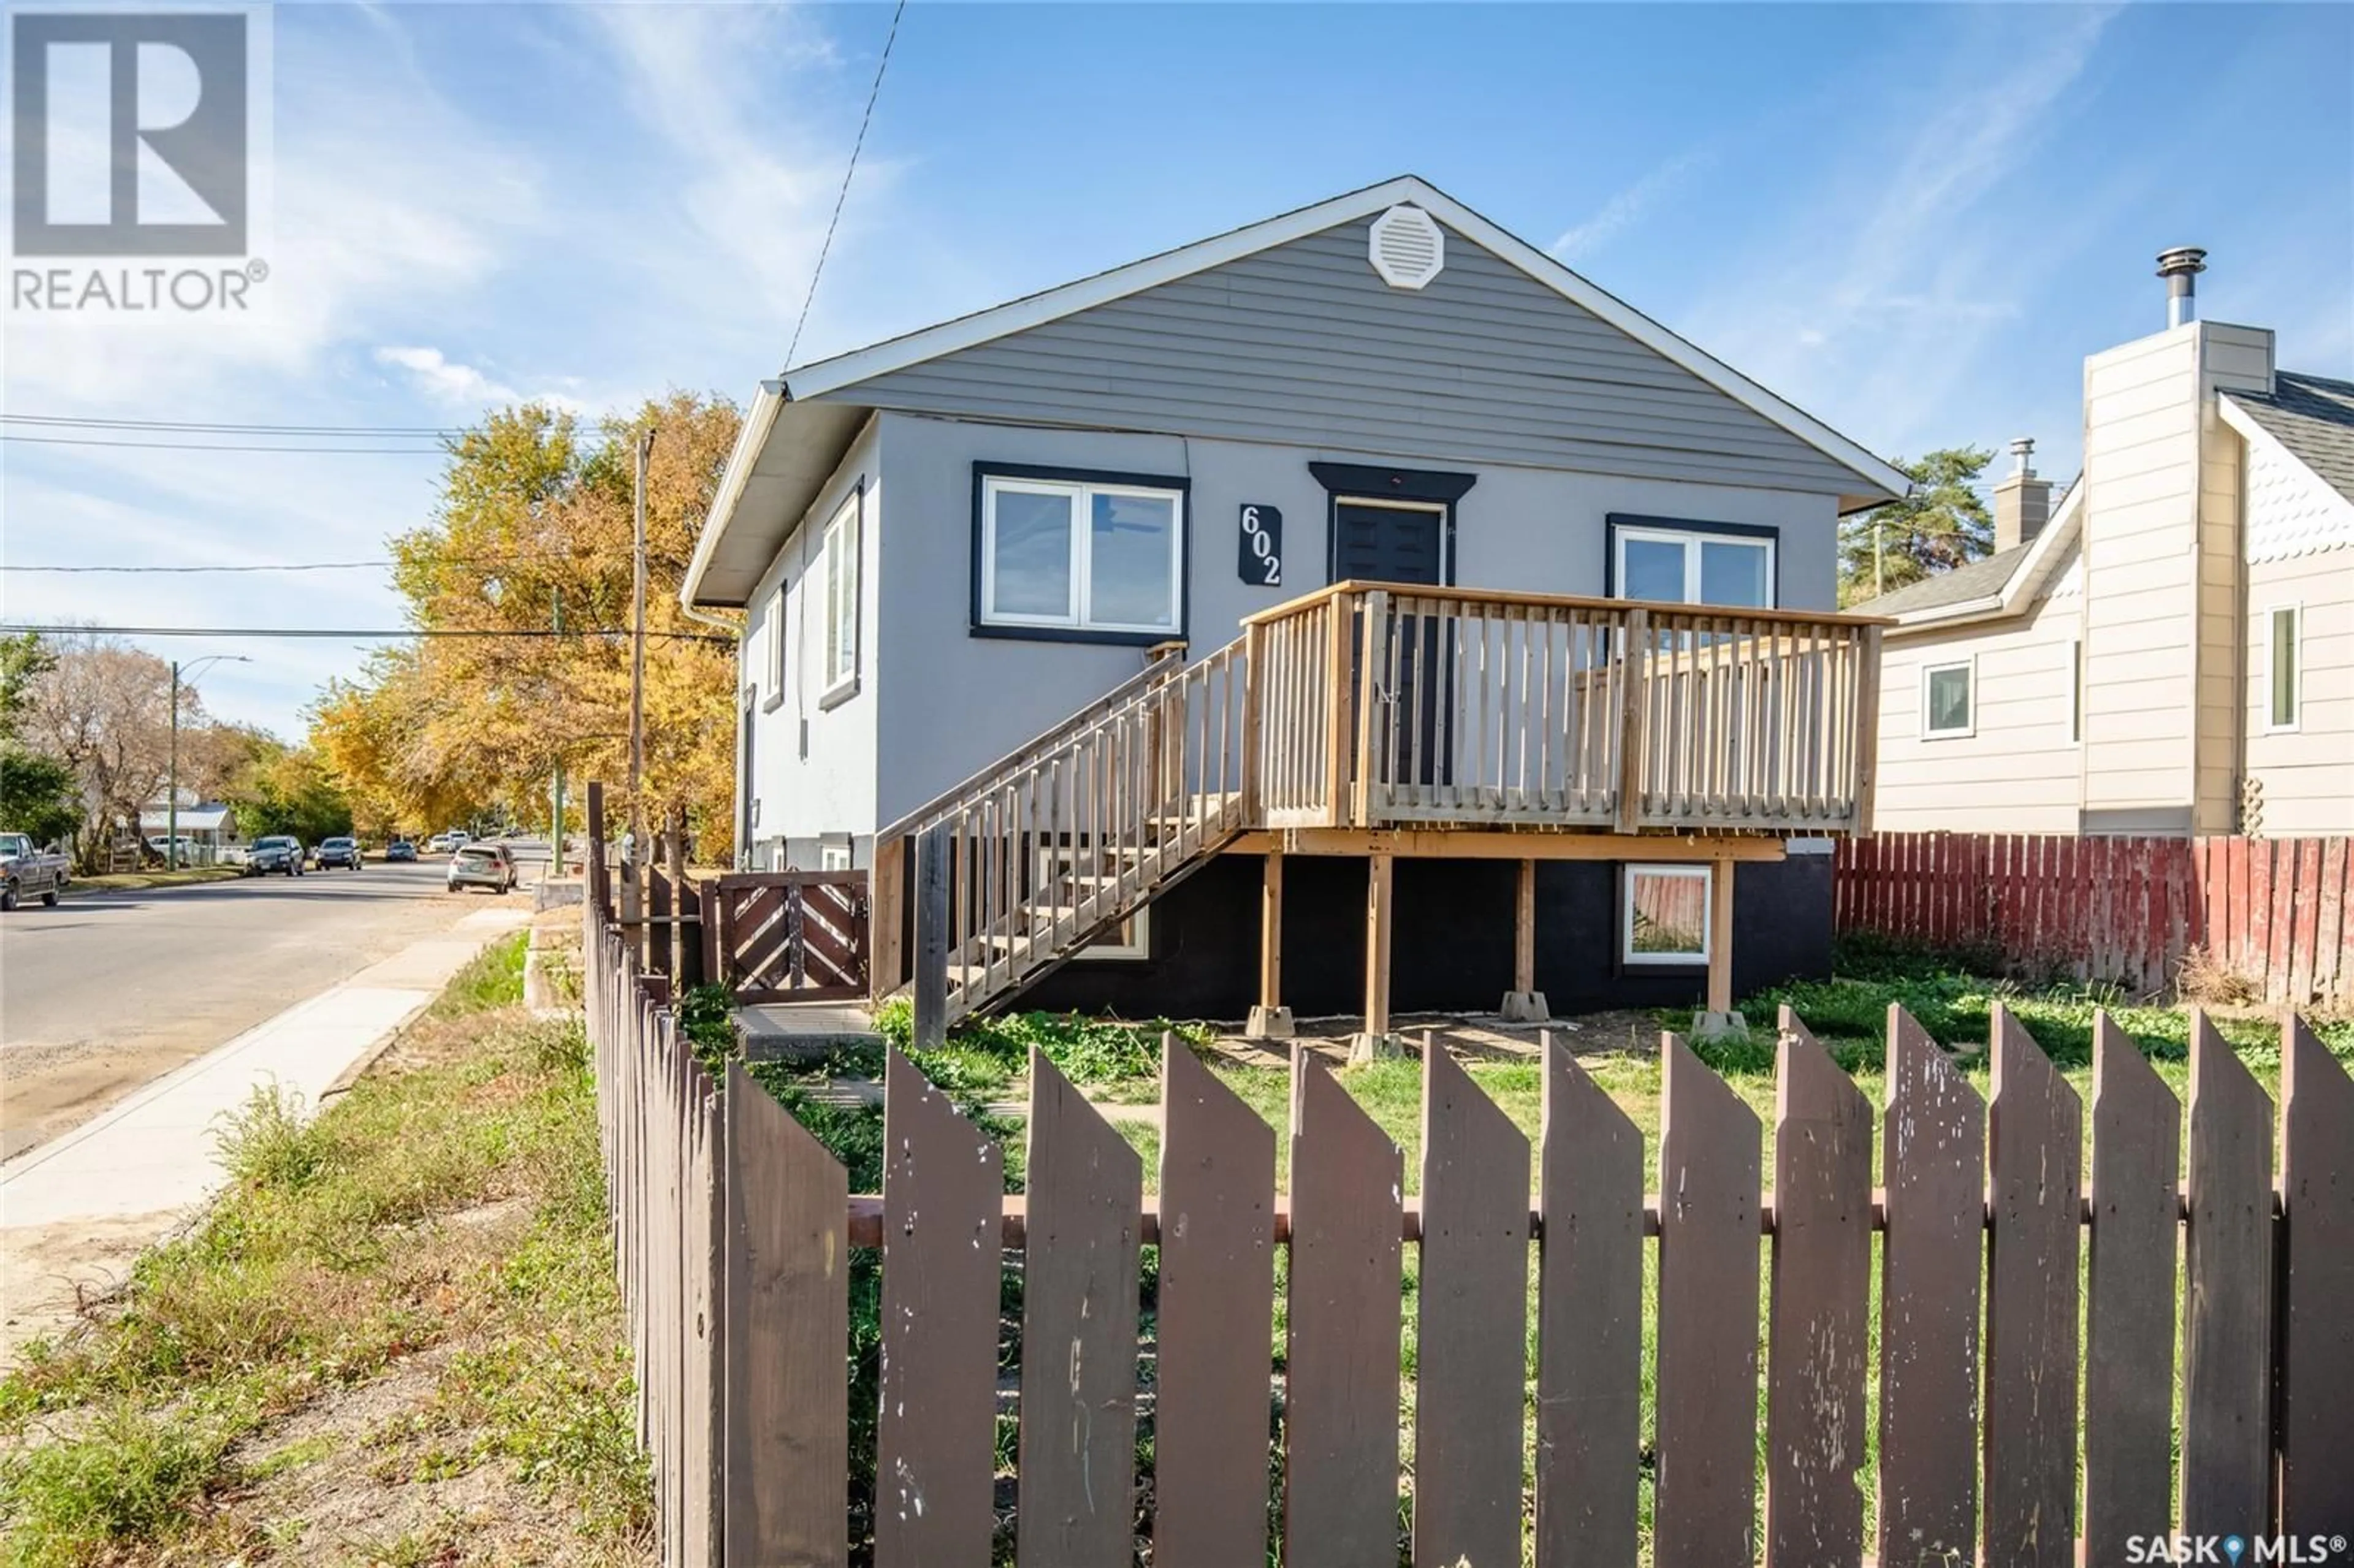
[0,832,69,910]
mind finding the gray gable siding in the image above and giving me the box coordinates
[823,219,1867,497]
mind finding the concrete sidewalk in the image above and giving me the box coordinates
[0,906,530,1358]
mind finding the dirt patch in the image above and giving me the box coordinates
[0,1209,186,1367]
[1203,1006,1669,1066]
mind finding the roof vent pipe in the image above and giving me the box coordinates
[2008,435,2035,478]
[2157,246,2207,329]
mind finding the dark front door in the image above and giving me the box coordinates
[1332,500,1450,792]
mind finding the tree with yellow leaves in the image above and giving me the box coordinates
[310,392,742,857]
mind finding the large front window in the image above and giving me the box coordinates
[1610,520,1775,608]
[979,470,1185,639]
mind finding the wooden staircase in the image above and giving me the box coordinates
[874,638,1250,1026]
[870,583,1885,1026]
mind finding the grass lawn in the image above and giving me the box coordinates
[0,935,650,1568]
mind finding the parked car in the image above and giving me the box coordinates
[384,839,418,863]
[246,835,305,877]
[314,836,363,870]
[144,834,200,866]
[447,842,517,894]
[0,832,67,910]
[425,832,456,853]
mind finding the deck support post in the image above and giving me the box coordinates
[1353,850,1399,1061]
[1247,849,1293,1039]
[1694,855,1743,1040]
[1501,856,1548,1022]
[870,834,906,1002]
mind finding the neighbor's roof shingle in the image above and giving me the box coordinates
[1849,542,2033,616]
[2226,370,2354,504]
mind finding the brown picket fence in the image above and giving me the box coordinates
[1837,832,2353,1004]
[587,834,2354,1562]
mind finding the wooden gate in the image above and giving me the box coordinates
[710,870,869,1003]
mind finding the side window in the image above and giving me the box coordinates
[765,582,788,707]
[2268,606,2301,730]
[1922,658,1973,738]
[821,490,861,702]
[976,468,1187,641]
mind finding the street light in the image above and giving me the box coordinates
[167,655,249,869]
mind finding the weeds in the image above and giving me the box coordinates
[0,984,646,1565]
[427,931,529,1019]
[211,1081,327,1191]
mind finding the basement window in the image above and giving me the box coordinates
[1034,844,1151,961]
[976,466,1187,644]
[2268,605,2301,731]
[1922,659,1974,739]
[1623,864,1710,967]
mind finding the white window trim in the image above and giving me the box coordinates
[820,490,861,707]
[1611,525,1777,608]
[817,840,853,872]
[1921,657,1976,740]
[980,474,1186,636]
[1622,863,1712,967]
[2264,603,2302,733]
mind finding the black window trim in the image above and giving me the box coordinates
[1309,462,1476,585]
[970,461,1192,648]
[1603,512,1782,606]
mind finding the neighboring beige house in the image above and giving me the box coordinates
[1859,250,2353,838]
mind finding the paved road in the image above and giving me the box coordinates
[0,861,535,1161]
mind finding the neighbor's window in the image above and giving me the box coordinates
[818,840,852,872]
[1922,659,1973,738]
[821,491,860,699]
[2268,606,2301,729]
[1612,523,1775,609]
[1624,864,1710,966]
[980,473,1184,637]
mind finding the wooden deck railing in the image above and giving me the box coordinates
[1243,582,1883,835]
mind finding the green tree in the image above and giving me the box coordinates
[224,738,352,843]
[1838,446,1997,606]
[0,750,79,846]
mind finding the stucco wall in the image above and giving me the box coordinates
[866,410,1843,826]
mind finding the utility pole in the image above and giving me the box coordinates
[1872,519,1885,600]
[550,590,566,877]
[627,426,655,956]
[166,655,248,869]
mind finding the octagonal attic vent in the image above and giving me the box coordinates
[1368,205,1444,290]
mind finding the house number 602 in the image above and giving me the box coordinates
[1239,504,1282,587]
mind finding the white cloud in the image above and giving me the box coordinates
[374,346,519,406]
[1551,151,1710,264]
[1677,5,2124,455]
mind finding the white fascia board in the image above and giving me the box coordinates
[682,379,787,610]
[780,175,1912,504]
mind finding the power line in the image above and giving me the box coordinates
[785,0,907,368]
[2,414,461,436]
[3,435,448,454]
[1,623,732,645]
[2,548,597,574]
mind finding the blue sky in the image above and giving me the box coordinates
[6,1,2349,737]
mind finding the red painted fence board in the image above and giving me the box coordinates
[1836,832,2353,1003]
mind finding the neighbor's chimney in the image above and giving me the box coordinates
[2158,246,2207,329]
[1993,436,2052,552]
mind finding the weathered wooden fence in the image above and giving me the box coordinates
[588,855,2354,1559]
[1837,832,2353,1003]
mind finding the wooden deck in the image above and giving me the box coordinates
[872,582,1886,1027]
